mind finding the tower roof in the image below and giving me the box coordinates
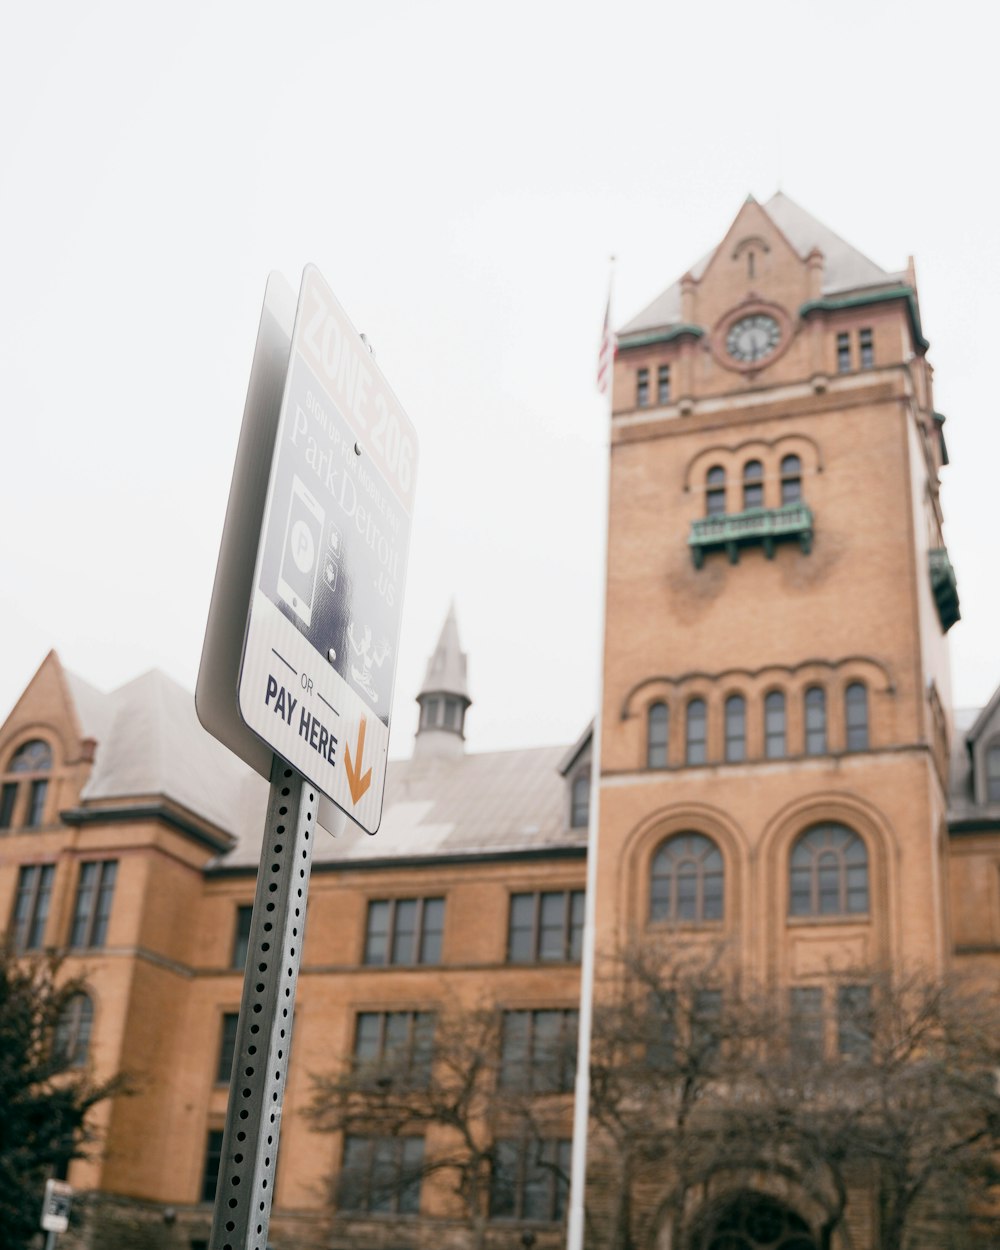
[621,191,906,339]
[418,603,470,702]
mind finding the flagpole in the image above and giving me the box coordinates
[567,261,615,1250]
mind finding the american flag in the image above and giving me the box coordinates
[596,293,615,394]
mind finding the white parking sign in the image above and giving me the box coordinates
[237,266,417,833]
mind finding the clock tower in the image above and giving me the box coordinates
[596,189,956,999]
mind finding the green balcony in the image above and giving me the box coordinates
[929,547,960,632]
[689,503,814,569]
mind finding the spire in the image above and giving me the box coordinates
[414,603,471,758]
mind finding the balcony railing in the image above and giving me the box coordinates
[929,547,960,632]
[689,503,814,569]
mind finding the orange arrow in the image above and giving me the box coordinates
[344,717,373,804]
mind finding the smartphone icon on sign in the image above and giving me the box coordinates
[277,476,325,628]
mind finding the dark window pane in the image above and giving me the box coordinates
[805,687,826,755]
[837,331,851,373]
[845,683,869,750]
[391,899,417,964]
[501,1012,530,1088]
[569,891,585,961]
[570,773,589,827]
[789,824,868,918]
[201,1129,224,1203]
[743,460,764,509]
[232,905,253,970]
[490,1139,519,1218]
[508,894,535,962]
[217,1013,239,1083]
[636,368,649,407]
[70,863,97,947]
[55,993,93,1067]
[780,455,802,505]
[706,466,726,516]
[364,900,390,965]
[859,328,874,369]
[651,833,724,924]
[92,862,117,947]
[0,782,16,829]
[987,744,1000,802]
[838,984,872,1060]
[419,898,444,964]
[26,779,48,827]
[686,699,706,765]
[539,892,567,961]
[9,740,52,772]
[765,692,786,759]
[658,365,671,404]
[725,695,745,762]
[790,987,824,1059]
[648,702,669,768]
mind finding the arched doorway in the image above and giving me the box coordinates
[693,1192,817,1250]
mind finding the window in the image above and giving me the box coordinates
[859,327,874,369]
[686,699,707,765]
[3,739,53,832]
[657,364,671,404]
[724,695,745,762]
[201,1129,224,1203]
[692,988,723,1057]
[837,984,873,1060]
[789,987,824,1061]
[0,782,16,829]
[508,891,584,963]
[636,368,649,407]
[338,1136,424,1215]
[845,683,869,751]
[836,331,851,372]
[500,1009,578,1092]
[216,1013,239,1084]
[364,897,444,966]
[232,905,253,970]
[420,696,440,729]
[11,864,55,950]
[570,773,589,828]
[647,702,669,769]
[743,460,764,509]
[780,454,802,505]
[764,691,786,759]
[443,697,459,730]
[490,1138,571,1222]
[804,687,826,755]
[70,860,117,949]
[705,466,726,516]
[644,989,678,1069]
[54,993,93,1067]
[354,1011,435,1086]
[650,833,723,923]
[987,741,1000,803]
[789,823,869,917]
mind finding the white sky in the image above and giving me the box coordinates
[1,0,997,758]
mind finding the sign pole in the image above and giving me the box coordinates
[209,755,317,1250]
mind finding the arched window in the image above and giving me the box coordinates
[570,774,590,828]
[987,741,1000,803]
[725,695,746,762]
[780,454,802,504]
[706,466,726,516]
[743,460,764,509]
[686,699,707,765]
[789,824,869,917]
[651,833,724,923]
[804,687,826,755]
[764,691,786,759]
[647,702,669,769]
[54,993,94,1067]
[845,683,869,751]
[2,738,53,830]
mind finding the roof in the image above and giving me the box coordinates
[219,742,585,870]
[621,191,907,339]
[62,665,582,868]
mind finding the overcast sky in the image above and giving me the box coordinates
[2,0,997,759]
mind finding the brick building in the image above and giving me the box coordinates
[1,194,997,1250]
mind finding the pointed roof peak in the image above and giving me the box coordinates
[418,604,470,702]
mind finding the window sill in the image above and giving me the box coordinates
[786,914,871,927]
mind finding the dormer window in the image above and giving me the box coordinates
[987,741,1000,802]
[570,773,590,828]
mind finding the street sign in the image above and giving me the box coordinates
[41,1180,72,1233]
[236,266,417,833]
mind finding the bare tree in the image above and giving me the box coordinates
[308,1003,575,1249]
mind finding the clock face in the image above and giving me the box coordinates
[726,314,781,363]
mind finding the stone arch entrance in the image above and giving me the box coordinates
[691,1191,817,1250]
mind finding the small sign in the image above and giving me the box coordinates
[41,1180,73,1233]
[237,266,417,833]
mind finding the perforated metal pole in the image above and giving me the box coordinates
[209,755,317,1250]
